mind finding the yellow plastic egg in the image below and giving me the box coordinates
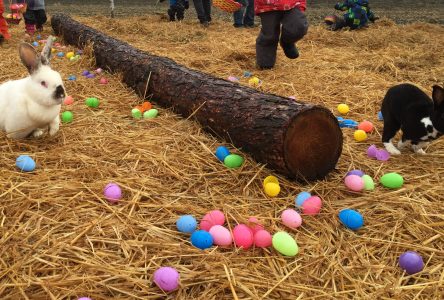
[264,182,280,197]
[354,129,367,142]
[51,48,56,53]
[249,77,260,86]
[66,52,75,59]
[337,103,350,114]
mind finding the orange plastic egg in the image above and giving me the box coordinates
[358,121,374,133]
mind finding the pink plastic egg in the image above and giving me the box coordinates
[247,217,264,234]
[281,209,302,229]
[344,175,365,192]
[254,230,272,248]
[301,196,322,215]
[103,183,122,203]
[99,77,108,84]
[209,225,232,247]
[64,95,74,105]
[200,210,225,231]
[233,224,254,250]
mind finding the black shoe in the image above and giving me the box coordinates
[0,34,4,46]
[233,24,243,28]
[280,43,299,59]
[257,64,273,70]
[201,21,209,28]
[244,24,255,28]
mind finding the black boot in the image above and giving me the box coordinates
[167,8,176,22]
[0,34,4,46]
[280,42,299,59]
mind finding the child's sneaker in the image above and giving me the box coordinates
[280,42,299,59]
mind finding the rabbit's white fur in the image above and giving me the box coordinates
[0,37,65,139]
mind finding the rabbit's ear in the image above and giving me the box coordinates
[432,85,444,108]
[19,43,40,74]
[40,35,55,65]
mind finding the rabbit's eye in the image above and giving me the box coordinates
[41,81,48,88]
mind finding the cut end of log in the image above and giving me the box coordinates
[284,108,342,180]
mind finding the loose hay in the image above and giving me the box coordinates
[0,14,443,299]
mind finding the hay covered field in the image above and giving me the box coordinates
[1,5,444,300]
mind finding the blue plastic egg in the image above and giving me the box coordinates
[15,155,36,172]
[32,41,38,47]
[191,230,213,250]
[57,52,64,57]
[36,35,41,40]
[68,75,76,81]
[377,111,383,121]
[215,146,230,162]
[339,209,364,230]
[295,191,311,207]
[176,215,197,233]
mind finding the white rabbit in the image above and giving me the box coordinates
[0,36,65,139]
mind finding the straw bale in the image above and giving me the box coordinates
[0,14,443,299]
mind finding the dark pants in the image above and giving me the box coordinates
[256,8,308,68]
[24,9,47,28]
[168,0,186,21]
[233,0,254,27]
[192,0,212,23]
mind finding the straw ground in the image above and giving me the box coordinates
[0,13,443,299]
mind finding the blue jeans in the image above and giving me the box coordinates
[233,0,254,27]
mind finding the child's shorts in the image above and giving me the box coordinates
[24,9,47,26]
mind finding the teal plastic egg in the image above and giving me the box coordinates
[224,154,244,169]
[380,172,404,189]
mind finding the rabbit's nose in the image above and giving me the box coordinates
[54,85,65,99]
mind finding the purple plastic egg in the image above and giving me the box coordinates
[376,149,390,161]
[346,170,365,177]
[399,251,424,275]
[153,267,180,292]
[103,183,122,203]
[86,73,96,79]
[82,70,90,76]
[367,145,378,158]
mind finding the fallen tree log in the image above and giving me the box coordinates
[51,14,343,181]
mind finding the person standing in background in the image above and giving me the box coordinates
[193,0,212,27]
[0,0,11,45]
[233,0,255,28]
[24,0,48,39]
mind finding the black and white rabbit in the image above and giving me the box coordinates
[0,36,65,139]
[381,83,444,155]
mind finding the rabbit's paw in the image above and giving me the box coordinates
[32,128,45,138]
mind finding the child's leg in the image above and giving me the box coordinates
[167,5,176,21]
[24,9,37,36]
[34,10,47,31]
[256,11,282,69]
[280,8,308,59]
[233,0,246,28]
[176,1,185,21]
[243,0,255,27]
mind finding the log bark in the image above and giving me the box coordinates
[51,14,343,181]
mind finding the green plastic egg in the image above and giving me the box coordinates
[85,97,99,108]
[61,111,73,123]
[132,108,142,119]
[143,108,158,119]
[223,154,244,169]
[380,172,404,189]
[362,175,375,191]
[272,232,298,256]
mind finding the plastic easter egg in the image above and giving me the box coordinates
[78,298,92,300]
[367,144,378,158]
[61,111,73,123]
[264,182,280,197]
[247,217,264,234]
[288,96,296,100]
[272,232,298,256]
[200,210,225,231]
[254,230,272,248]
[375,149,390,161]
[399,251,424,275]
[248,76,260,86]
[227,76,239,82]
[338,209,364,230]
[209,225,232,247]
[380,172,404,189]
[66,52,74,59]
[64,95,74,105]
[344,175,365,192]
[76,50,83,55]
[32,41,38,47]
[263,175,279,188]
[243,71,252,78]
[85,97,99,108]
[15,155,36,172]
[362,175,375,191]
[346,170,364,177]
[86,73,96,79]
[354,130,367,142]
[176,215,197,233]
[36,34,41,40]
[224,154,244,169]
[51,47,56,53]
[301,196,322,215]
[57,52,64,57]
[99,77,108,84]
[82,70,90,76]
[377,111,383,120]
[281,209,302,229]
[69,56,77,61]
[103,183,122,203]
[337,103,349,114]
[358,121,374,133]
[141,102,152,112]
[153,267,180,292]
[215,146,230,162]
[68,75,76,81]
[96,68,103,74]
[233,224,254,250]
[295,191,311,207]
[191,230,213,249]
[143,109,158,119]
